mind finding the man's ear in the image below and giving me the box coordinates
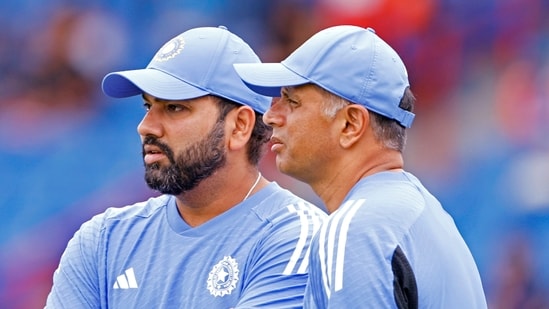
[227,106,255,151]
[339,104,369,148]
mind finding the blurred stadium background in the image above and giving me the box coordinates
[1,0,548,308]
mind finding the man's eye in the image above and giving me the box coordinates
[143,103,151,111]
[288,99,299,106]
[167,104,185,112]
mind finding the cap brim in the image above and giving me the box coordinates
[233,63,309,97]
[102,68,208,100]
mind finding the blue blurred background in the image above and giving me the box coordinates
[1,0,548,308]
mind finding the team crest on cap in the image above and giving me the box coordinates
[207,256,239,297]
[153,35,185,62]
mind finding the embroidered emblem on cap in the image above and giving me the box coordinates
[207,256,239,297]
[153,35,185,62]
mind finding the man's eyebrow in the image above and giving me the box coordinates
[142,94,205,105]
[281,87,292,98]
[142,94,165,103]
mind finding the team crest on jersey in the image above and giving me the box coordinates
[153,35,185,62]
[207,256,239,297]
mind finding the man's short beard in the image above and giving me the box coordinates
[142,120,226,195]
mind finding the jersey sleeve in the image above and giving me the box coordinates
[304,199,404,308]
[235,201,326,308]
[45,214,105,309]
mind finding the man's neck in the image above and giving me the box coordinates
[313,150,404,214]
[174,169,266,227]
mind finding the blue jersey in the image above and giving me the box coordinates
[46,182,327,308]
[304,171,487,308]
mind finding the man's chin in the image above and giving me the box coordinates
[145,179,184,196]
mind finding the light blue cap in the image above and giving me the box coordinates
[102,26,271,114]
[233,25,415,127]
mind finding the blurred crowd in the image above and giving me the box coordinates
[1,0,548,308]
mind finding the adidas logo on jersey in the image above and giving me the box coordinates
[113,267,139,289]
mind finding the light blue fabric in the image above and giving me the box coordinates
[233,25,415,127]
[102,26,271,114]
[46,182,327,308]
[304,171,486,308]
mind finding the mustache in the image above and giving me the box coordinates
[142,136,175,163]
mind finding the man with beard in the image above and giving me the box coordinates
[46,26,327,308]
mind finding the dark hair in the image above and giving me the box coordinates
[214,96,272,165]
[369,87,415,152]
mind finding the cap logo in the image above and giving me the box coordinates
[153,35,185,62]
